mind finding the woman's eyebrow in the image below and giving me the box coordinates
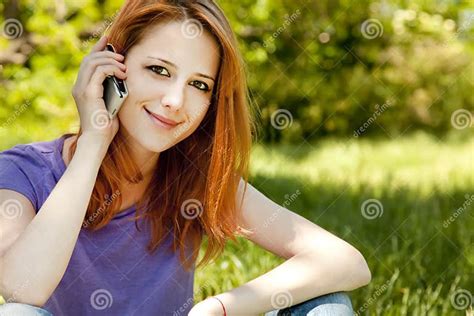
[146,56,215,82]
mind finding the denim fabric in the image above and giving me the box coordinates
[264,292,353,316]
[0,291,353,316]
[0,302,53,316]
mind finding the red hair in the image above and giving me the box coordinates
[69,0,256,271]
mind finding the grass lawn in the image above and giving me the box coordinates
[1,131,472,314]
[194,131,473,315]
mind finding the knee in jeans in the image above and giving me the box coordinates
[0,302,53,316]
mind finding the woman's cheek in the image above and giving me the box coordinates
[173,104,209,140]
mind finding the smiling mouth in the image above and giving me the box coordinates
[144,108,181,129]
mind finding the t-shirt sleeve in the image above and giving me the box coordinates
[0,148,38,210]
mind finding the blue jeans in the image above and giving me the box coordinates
[0,292,353,315]
[0,302,52,315]
[264,291,353,316]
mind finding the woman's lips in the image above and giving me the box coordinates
[144,108,178,130]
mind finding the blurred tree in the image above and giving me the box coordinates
[0,0,472,147]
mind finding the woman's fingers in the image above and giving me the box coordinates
[87,64,127,99]
[91,35,108,53]
[80,57,127,87]
[86,50,125,61]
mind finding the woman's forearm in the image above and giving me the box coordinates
[0,134,109,306]
[210,249,371,315]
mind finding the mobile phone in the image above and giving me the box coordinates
[102,43,128,118]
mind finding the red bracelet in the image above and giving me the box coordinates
[211,296,227,316]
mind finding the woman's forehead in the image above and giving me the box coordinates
[132,21,220,77]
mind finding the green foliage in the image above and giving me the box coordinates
[0,0,473,143]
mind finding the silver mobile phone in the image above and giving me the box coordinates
[102,43,128,118]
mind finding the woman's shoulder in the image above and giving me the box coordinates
[0,134,71,210]
[0,134,67,172]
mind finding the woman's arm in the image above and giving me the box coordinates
[1,35,125,306]
[191,180,371,315]
[0,134,109,306]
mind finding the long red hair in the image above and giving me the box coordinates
[68,0,256,271]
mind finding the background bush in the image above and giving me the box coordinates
[0,0,473,146]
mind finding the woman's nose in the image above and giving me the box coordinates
[161,81,185,111]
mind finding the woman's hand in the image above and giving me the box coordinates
[188,297,224,316]
[71,35,127,146]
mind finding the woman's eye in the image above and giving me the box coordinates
[147,65,170,77]
[190,80,210,92]
[146,66,210,92]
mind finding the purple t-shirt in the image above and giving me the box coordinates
[0,134,195,315]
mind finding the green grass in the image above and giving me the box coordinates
[194,131,474,315]
[1,131,472,314]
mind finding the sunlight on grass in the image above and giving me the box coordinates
[194,131,473,315]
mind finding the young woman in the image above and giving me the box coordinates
[0,0,371,315]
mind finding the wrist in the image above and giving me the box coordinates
[209,296,226,316]
[77,132,111,153]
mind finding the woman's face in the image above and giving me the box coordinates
[118,20,220,152]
